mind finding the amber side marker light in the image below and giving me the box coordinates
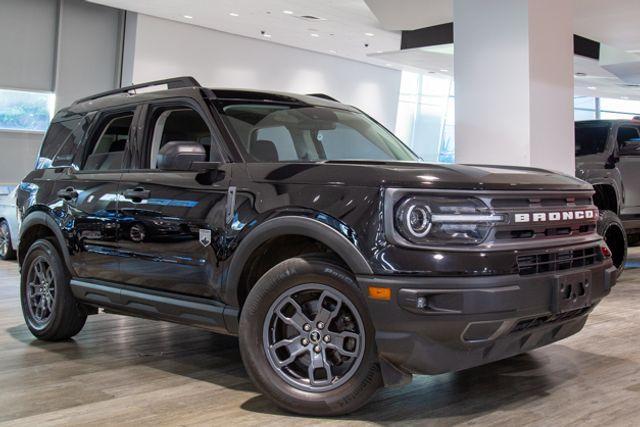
[368,286,391,301]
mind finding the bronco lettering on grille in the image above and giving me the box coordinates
[514,210,596,223]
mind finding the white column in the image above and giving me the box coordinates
[453,0,574,174]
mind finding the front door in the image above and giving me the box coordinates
[116,102,231,298]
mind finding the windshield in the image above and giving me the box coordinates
[575,122,611,156]
[215,102,418,162]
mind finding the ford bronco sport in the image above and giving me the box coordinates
[16,77,617,416]
[576,119,640,274]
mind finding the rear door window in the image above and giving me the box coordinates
[83,114,133,171]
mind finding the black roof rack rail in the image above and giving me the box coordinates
[72,76,201,105]
[306,93,340,102]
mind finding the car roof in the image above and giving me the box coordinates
[54,85,357,121]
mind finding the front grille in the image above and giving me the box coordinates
[510,307,590,334]
[517,246,599,275]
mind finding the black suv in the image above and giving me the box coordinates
[17,77,617,416]
[576,119,640,273]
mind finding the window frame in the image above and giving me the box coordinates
[136,98,226,172]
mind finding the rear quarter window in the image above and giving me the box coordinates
[36,116,86,169]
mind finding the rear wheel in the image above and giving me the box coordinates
[20,239,87,340]
[0,219,15,260]
[598,210,627,277]
[239,256,381,416]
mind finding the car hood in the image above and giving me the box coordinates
[245,161,593,192]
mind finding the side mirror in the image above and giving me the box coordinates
[618,138,640,156]
[157,141,207,171]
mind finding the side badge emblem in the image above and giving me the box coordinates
[199,229,212,247]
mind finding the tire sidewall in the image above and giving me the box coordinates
[20,239,71,336]
[239,257,381,416]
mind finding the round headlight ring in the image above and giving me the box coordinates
[406,204,431,238]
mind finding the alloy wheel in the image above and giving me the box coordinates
[0,222,9,257]
[263,283,365,392]
[26,256,56,326]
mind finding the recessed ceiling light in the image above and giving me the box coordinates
[385,63,392,66]
[329,50,336,54]
[283,10,294,15]
[310,33,320,37]
[440,69,449,72]
[376,50,383,54]
[575,72,587,77]
[365,32,375,37]
[587,86,597,90]
[183,15,193,19]
[621,96,629,99]
[229,12,239,17]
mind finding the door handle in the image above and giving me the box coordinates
[123,187,151,201]
[56,187,78,201]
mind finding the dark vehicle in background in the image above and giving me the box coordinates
[15,77,617,416]
[575,119,640,274]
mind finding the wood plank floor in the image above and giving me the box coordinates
[1,251,639,426]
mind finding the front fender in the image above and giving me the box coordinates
[221,214,373,308]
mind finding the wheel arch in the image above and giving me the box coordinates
[592,183,620,214]
[18,211,75,275]
[222,216,372,309]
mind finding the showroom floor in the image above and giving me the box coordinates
[0,251,638,426]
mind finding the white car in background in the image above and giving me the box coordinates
[0,186,19,260]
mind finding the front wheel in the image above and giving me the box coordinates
[598,210,627,277]
[239,256,382,416]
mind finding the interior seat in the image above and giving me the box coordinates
[250,139,279,162]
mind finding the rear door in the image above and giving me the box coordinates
[116,98,231,298]
[616,124,640,218]
[46,106,139,281]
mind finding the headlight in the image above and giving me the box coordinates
[392,195,504,246]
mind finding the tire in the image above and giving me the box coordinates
[597,210,627,277]
[20,239,87,341]
[0,219,16,260]
[239,256,382,416]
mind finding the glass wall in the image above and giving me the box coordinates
[395,70,640,164]
[394,72,454,163]
[0,88,55,132]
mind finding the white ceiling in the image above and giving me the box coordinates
[88,0,402,69]
[89,0,640,99]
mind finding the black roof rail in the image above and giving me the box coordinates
[306,93,340,102]
[72,76,201,105]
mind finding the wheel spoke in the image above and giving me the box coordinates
[34,261,46,283]
[314,291,342,327]
[307,349,332,386]
[269,338,307,367]
[276,297,313,333]
[28,282,41,296]
[326,331,360,358]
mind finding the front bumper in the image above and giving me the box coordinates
[357,260,617,375]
